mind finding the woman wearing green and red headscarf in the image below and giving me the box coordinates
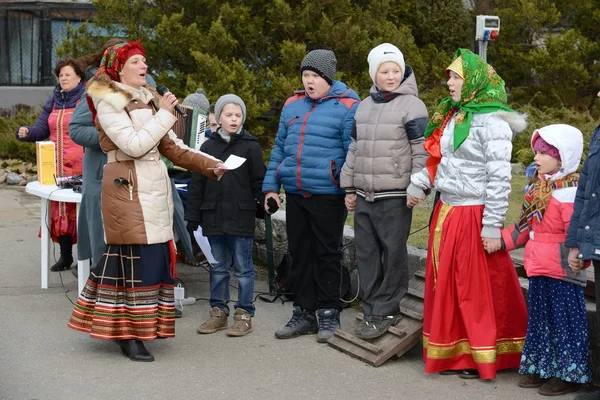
[407,49,528,380]
[67,41,226,362]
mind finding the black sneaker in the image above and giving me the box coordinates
[354,314,402,340]
[174,308,183,318]
[274,306,318,339]
[316,308,340,343]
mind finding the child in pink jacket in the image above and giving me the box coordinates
[485,124,590,396]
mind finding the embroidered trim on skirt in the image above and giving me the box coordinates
[68,243,175,341]
[519,276,591,383]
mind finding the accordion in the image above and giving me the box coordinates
[170,105,208,151]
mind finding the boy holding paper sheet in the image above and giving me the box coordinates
[185,94,266,337]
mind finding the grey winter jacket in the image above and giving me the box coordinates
[407,110,527,238]
[69,93,107,264]
[340,67,429,201]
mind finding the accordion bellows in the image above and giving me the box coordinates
[171,105,208,151]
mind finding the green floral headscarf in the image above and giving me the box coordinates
[424,48,513,151]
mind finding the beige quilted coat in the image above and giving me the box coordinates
[87,75,220,245]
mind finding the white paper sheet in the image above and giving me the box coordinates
[222,154,246,170]
[193,226,217,264]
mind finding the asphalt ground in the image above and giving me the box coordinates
[0,187,581,400]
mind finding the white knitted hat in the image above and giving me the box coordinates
[367,43,405,86]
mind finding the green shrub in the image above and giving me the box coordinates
[0,108,40,163]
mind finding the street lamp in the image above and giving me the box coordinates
[475,15,500,63]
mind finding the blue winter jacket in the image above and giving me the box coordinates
[566,123,600,260]
[263,80,360,196]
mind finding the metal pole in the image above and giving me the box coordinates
[265,214,276,293]
[477,40,488,63]
[40,8,53,85]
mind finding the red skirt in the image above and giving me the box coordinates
[422,203,527,380]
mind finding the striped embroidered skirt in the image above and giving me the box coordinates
[68,243,175,341]
[519,277,591,383]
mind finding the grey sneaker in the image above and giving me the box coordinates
[274,306,318,339]
[197,307,229,334]
[354,314,402,340]
[316,308,340,343]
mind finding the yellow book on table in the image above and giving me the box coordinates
[36,141,56,186]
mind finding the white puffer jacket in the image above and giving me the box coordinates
[408,110,527,238]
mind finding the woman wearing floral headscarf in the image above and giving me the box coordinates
[67,41,226,362]
[407,49,528,380]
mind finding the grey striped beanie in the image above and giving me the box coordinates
[182,88,210,113]
[300,49,337,85]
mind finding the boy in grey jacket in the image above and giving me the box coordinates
[340,43,428,339]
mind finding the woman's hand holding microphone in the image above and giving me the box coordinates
[159,91,179,113]
[159,90,227,177]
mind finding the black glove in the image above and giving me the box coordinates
[267,197,279,214]
[186,221,199,234]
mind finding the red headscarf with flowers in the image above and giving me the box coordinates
[85,41,146,121]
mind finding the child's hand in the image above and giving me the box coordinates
[407,194,425,209]
[482,237,501,254]
[264,192,281,214]
[570,263,584,275]
[568,247,584,275]
[345,193,357,211]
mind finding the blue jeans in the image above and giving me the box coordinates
[207,235,255,316]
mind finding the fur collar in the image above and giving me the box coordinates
[86,73,159,110]
[496,110,528,135]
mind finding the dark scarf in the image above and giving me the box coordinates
[370,91,402,104]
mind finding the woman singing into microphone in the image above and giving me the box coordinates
[68,41,226,362]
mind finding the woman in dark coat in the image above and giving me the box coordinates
[69,39,124,268]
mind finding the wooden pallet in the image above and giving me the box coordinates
[327,269,425,367]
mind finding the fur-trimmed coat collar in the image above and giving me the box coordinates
[86,73,159,110]
[495,110,528,136]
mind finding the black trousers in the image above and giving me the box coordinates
[286,193,347,311]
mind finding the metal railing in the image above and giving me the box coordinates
[0,3,94,86]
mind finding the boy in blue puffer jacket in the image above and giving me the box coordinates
[263,49,360,343]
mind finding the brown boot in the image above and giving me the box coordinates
[518,374,549,388]
[538,378,581,396]
[197,307,228,334]
[226,308,253,337]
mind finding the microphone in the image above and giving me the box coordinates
[156,85,186,117]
